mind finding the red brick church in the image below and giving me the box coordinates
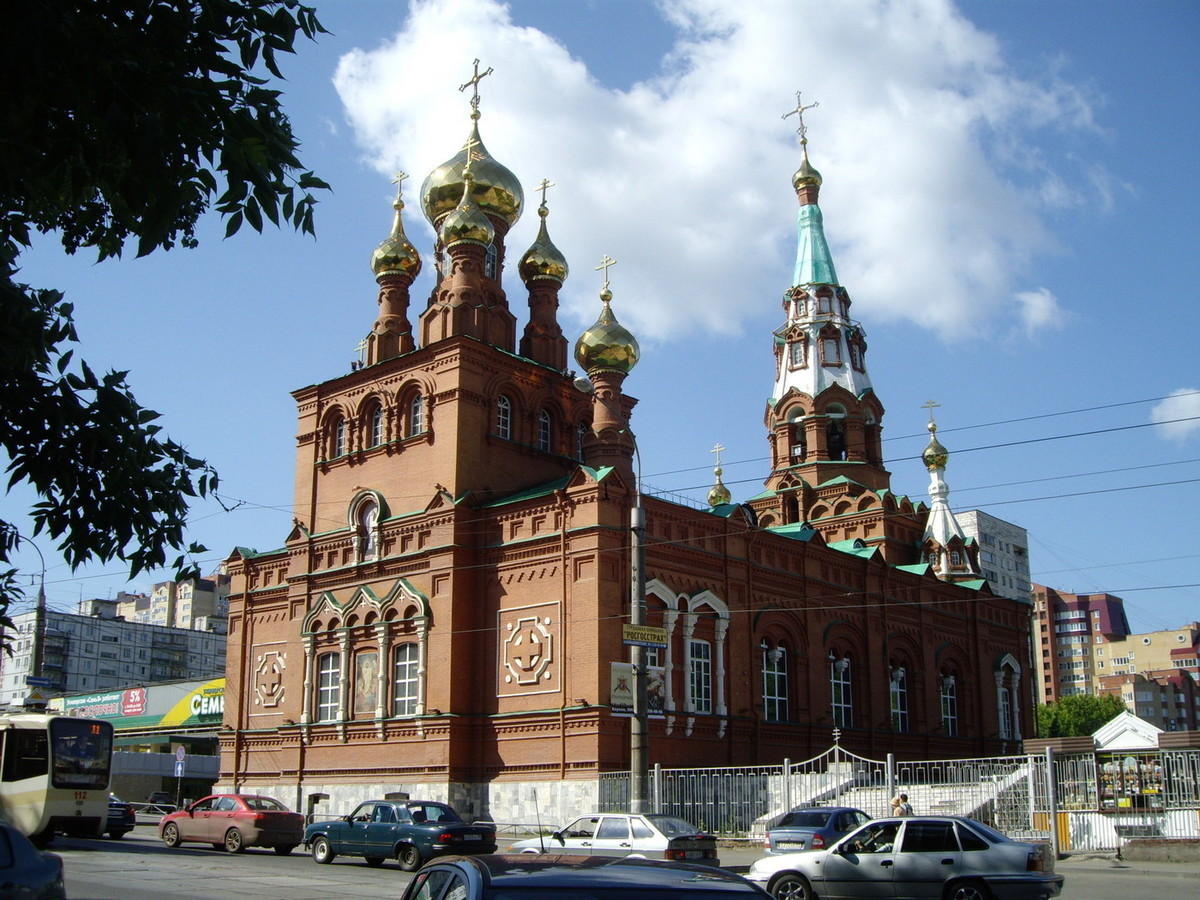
[220,74,1032,821]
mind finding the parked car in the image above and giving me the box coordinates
[509,813,719,866]
[304,799,496,871]
[763,805,870,854]
[106,794,136,839]
[0,818,66,898]
[157,793,304,854]
[746,815,1064,900]
[400,854,770,899]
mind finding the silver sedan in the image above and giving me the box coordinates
[509,813,720,866]
[746,816,1064,900]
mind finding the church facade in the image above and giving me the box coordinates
[219,75,1032,822]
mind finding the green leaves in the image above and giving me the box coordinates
[1035,694,1128,738]
[0,0,327,627]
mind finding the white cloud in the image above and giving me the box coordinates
[1150,389,1200,442]
[1013,287,1067,336]
[333,0,1108,343]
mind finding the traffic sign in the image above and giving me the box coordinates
[175,746,186,762]
[24,676,52,687]
[174,760,185,778]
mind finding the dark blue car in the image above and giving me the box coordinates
[305,800,496,871]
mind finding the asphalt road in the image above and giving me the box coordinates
[51,830,1200,899]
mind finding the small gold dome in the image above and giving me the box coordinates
[574,293,639,376]
[421,122,523,229]
[708,466,732,507]
[519,203,568,284]
[371,193,422,280]
[792,141,823,190]
[440,172,495,247]
[922,421,949,470]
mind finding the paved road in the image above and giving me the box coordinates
[53,830,1200,899]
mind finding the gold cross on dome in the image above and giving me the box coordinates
[594,254,617,291]
[536,178,556,206]
[921,399,940,423]
[391,170,408,200]
[782,90,819,141]
[459,58,494,110]
[711,443,726,467]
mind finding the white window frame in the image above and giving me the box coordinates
[763,643,788,722]
[689,639,712,714]
[316,651,341,722]
[393,642,419,717]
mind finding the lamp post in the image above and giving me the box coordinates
[574,375,650,813]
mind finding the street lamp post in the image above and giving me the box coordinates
[575,376,650,813]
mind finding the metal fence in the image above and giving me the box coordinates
[599,741,1200,851]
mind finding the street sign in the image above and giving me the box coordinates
[175,746,186,762]
[174,760,185,778]
[622,624,667,648]
[24,676,52,687]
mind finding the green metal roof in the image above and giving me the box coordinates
[793,204,839,286]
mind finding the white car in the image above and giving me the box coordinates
[746,816,1064,900]
[509,813,720,866]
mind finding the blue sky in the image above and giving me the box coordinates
[8,0,1199,634]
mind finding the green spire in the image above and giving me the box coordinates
[793,203,838,286]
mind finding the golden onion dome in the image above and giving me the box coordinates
[440,171,495,247]
[574,291,640,376]
[370,187,422,280]
[792,141,823,190]
[421,122,523,229]
[707,465,732,507]
[519,202,568,285]
[922,420,949,470]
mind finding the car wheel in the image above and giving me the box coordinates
[946,881,992,900]
[161,822,182,849]
[275,844,297,856]
[365,856,386,867]
[224,828,246,853]
[397,844,423,872]
[771,873,817,900]
[311,835,335,864]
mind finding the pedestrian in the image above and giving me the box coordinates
[889,795,901,816]
[898,793,913,816]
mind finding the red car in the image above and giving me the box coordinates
[158,793,304,854]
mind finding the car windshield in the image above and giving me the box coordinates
[778,811,830,828]
[243,796,287,811]
[645,816,702,837]
[960,818,1008,843]
[409,804,462,824]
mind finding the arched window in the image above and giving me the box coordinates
[997,662,1021,740]
[370,406,384,447]
[538,410,552,452]
[408,394,424,438]
[484,243,498,278]
[496,395,512,440]
[393,643,419,717]
[316,652,341,722]
[356,500,379,562]
[333,418,346,457]
[890,666,909,732]
[789,338,807,369]
[762,642,788,722]
[941,673,959,737]
[689,639,712,714]
[830,653,852,728]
